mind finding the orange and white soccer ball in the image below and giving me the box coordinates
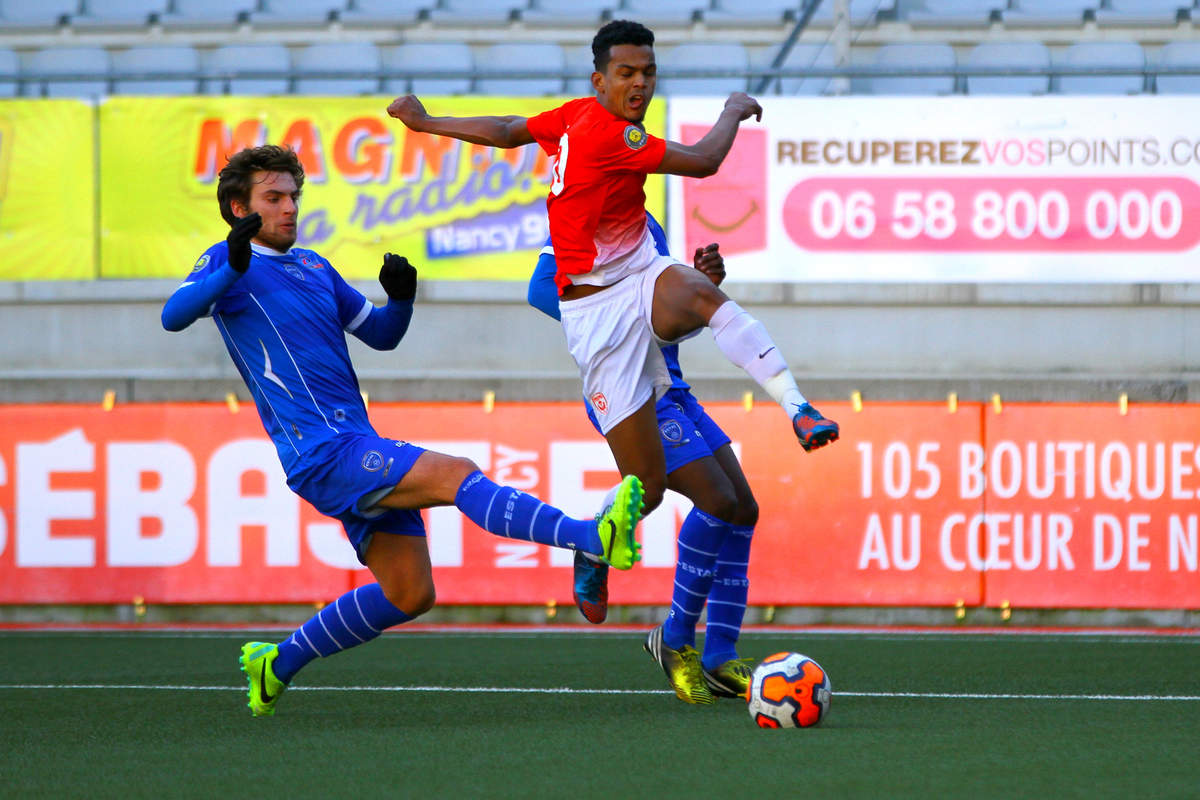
[746,652,832,728]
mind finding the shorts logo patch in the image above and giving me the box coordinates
[659,419,684,443]
[623,125,647,150]
[192,254,210,272]
[361,450,384,471]
[590,392,609,414]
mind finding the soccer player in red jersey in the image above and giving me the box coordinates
[387,19,838,697]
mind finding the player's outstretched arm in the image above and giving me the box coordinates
[386,94,535,149]
[657,92,762,178]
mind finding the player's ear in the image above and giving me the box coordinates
[230,198,249,218]
[591,71,604,94]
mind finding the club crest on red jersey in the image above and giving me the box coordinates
[590,392,609,414]
[623,125,647,150]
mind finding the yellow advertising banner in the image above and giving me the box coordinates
[0,100,96,280]
[99,96,666,280]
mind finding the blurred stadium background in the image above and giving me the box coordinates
[0,0,1198,626]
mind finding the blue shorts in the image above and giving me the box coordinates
[587,387,731,474]
[288,433,428,564]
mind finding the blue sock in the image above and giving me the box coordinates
[454,470,601,554]
[662,508,728,651]
[272,582,411,684]
[702,524,753,671]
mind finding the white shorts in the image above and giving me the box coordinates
[559,255,681,435]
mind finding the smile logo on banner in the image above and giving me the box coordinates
[680,124,766,257]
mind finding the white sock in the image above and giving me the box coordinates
[710,301,807,416]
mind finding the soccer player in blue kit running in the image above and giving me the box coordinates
[161,145,644,717]
[529,213,763,705]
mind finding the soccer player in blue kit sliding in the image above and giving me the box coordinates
[161,144,644,717]
[529,213,758,705]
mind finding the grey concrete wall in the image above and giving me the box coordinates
[1,279,1197,405]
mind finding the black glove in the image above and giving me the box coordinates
[379,253,417,301]
[226,212,262,273]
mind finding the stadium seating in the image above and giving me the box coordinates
[807,0,895,25]
[429,0,527,23]
[904,0,1001,27]
[1154,41,1200,94]
[1095,0,1191,27]
[24,47,110,98]
[964,41,1051,95]
[292,42,381,95]
[475,43,566,96]
[111,46,201,95]
[707,1,803,26]
[772,41,838,96]
[1003,0,1097,26]
[1056,41,1146,94]
[341,0,431,26]
[0,0,78,28]
[382,43,474,96]
[0,48,17,97]
[564,44,597,95]
[251,0,345,26]
[72,0,167,29]
[523,0,615,26]
[659,42,750,95]
[619,0,710,26]
[161,0,253,28]
[205,44,291,95]
[863,43,956,95]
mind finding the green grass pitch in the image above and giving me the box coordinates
[1,628,1197,798]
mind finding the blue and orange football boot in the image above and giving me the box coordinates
[572,551,609,624]
[793,402,839,452]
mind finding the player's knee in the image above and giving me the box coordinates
[382,580,436,618]
[733,496,759,529]
[640,476,667,514]
[694,486,740,523]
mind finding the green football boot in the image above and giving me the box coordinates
[596,474,644,571]
[239,641,286,717]
[702,657,755,699]
[644,624,715,705]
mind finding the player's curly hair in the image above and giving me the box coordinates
[216,145,306,227]
[592,19,654,72]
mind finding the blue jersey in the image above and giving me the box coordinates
[527,212,689,392]
[163,242,412,477]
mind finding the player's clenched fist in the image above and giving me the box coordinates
[386,95,428,131]
[693,243,725,287]
[379,252,417,301]
[226,212,262,273]
[723,92,763,122]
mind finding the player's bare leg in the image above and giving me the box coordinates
[602,396,669,514]
[373,450,477,509]
[651,265,839,452]
[364,532,436,616]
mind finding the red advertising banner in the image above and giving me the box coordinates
[0,402,1196,608]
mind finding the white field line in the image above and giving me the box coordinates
[0,684,1197,701]
[2,628,1198,645]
